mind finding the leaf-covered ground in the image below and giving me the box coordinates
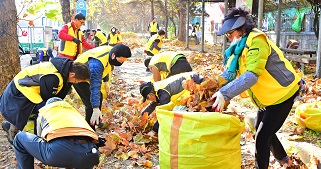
[1,38,321,169]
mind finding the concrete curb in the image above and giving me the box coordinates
[278,132,321,169]
[245,115,321,168]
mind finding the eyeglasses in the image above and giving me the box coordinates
[79,20,85,26]
[225,30,235,37]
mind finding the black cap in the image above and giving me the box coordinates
[140,82,154,102]
[217,15,246,36]
[112,44,132,58]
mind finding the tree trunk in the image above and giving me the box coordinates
[59,0,71,24]
[165,0,168,38]
[177,0,187,41]
[151,0,154,19]
[0,0,20,93]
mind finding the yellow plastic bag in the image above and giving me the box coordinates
[295,102,321,132]
[156,102,244,169]
[24,119,34,134]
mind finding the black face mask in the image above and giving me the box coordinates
[109,55,123,66]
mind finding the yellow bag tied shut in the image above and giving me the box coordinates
[156,102,245,169]
[295,102,321,132]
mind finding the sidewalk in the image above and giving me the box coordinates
[245,114,321,168]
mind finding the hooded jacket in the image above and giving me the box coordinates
[0,57,73,130]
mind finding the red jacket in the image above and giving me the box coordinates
[58,22,93,59]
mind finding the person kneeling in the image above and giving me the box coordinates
[13,97,105,169]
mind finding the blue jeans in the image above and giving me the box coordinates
[13,132,99,169]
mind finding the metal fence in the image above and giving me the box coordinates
[265,8,315,33]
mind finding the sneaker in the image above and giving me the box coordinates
[2,121,19,144]
[277,156,292,167]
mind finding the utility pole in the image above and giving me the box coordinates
[200,0,205,53]
[316,15,321,77]
[276,0,282,47]
[185,0,190,50]
[257,0,264,30]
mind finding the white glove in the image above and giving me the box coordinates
[211,91,225,112]
[90,108,102,125]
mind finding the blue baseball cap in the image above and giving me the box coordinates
[217,15,246,36]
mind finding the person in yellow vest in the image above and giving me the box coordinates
[74,44,132,130]
[212,7,300,168]
[58,13,94,61]
[144,29,166,57]
[139,72,203,132]
[13,97,104,169]
[148,17,159,37]
[144,51,192,82]
[107,27,122,46]
[0,57,90,144]
[30,47,55,65]
[93,29,108,47]
[116,30,123,44]
[192,22,201,45]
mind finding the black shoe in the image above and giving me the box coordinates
[2,121,19,145]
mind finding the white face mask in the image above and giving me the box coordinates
[230,36,241,46]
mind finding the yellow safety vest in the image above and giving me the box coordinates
[145,34,163,55]
[13,62,64,104]
[38,101,98,141]
[108,33,119,45]
[238,28,300,105]
[59,23,83,57]
[149,52,184,81]
[117,34,123,43]
[149,22,158,32]
[75,46,113,98]
[95,31,107,45]
[154,72,195,104]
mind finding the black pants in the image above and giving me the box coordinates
[255,90,299,169]
[167,58,193,78]
[150,32,157,37]
[73,82,102,130]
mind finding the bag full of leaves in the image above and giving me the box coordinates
[295,102,321,132]
[156,102,244,169]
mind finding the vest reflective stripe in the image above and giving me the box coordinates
[95,31,107,45]
[154,72,194,102]
[38,101,97,141]
[59,23,83,57]
[239,28,300,105]
[109,33,119,44]
[75,46,113,80]
[145,34,163,55]
[13,62,64,104]
[149,22,158,32]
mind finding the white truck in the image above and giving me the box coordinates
[18,26,55,53]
